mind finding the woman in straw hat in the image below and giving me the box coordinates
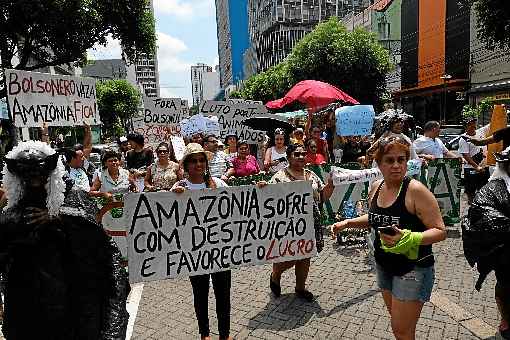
[171,143,232,340]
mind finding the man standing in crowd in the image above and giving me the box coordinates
[305,111,330,163]
[117,136,130,164]
[458,117,489,203]
[204,134,231,181]
[64,148,90,192]
[414,121,457,160]
[126,132,154,192]
[73,123,95,184]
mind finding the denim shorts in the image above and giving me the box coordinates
[376,264,435,302]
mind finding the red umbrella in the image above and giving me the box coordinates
[265,80,359,110]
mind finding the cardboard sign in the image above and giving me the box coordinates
[5,69,100,127]
[199,101,271,144]
[335,105,375,136]
[124,182,316,283]
[331,159,422,185]
[170,136,186,161]
[132,97,185,144]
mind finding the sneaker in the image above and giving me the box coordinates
[295,289,314,302]
[269,274,281,297]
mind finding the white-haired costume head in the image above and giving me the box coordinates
[489,146,510,193]
[2,140,66,217]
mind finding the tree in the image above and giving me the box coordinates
[236,18,392,108]
[96,79,141,138]
[470,0,510,49]
[0,0,156,72]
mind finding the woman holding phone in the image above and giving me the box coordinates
[331,136,446,340]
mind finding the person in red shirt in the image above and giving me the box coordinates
[304,139,326,165]
[305,111,330,162]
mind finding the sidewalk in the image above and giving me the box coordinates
[129,222,504,339]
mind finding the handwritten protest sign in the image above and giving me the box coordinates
[170,136,186,161]
[133,97,185,144]
[6,69,100,127]
[124,182,316,283]
[335,105,375,136]
[200,101,271,144]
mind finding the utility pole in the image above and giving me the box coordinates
[440,74,452,123]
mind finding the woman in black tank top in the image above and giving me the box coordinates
[331,136,446,340]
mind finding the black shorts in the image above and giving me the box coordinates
[464,168,489,195]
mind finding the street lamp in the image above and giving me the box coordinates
[440,74,452,123]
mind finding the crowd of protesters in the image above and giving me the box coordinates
[1,103,509,340]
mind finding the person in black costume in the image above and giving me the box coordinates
[0,140,129,340]
[463,146,510,339]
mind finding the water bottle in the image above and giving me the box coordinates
[343,200,357,219]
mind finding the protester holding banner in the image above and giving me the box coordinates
[90,149,136,199]
[304,138,326,165]
[264,128,289,174]
[224,134,238,160]
[144,142,182,191]
[331,136,446,340]
[458,117,489,203]
[413,121,457,160]
[226,140,260,178]
[126,132,154,192]
[171,143,232,340]
[262,143,334,301]
[204,134,232,181]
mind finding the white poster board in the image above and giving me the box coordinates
[6,69,100,127]
[133,97,185,144]
[170,136,186,161]
[199,101,272,144]
[124,182,316,283]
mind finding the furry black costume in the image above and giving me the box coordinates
[0,141,129,340]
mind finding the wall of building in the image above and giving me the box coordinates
[228,0,250,84]
[216,0,232,87]
[202,72,221,101]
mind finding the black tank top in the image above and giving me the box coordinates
[369,177,434,276]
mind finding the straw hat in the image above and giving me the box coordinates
[182,143,213,163]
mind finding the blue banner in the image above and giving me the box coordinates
[335,105,375,136]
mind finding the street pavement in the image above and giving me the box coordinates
[128,194,505,340]
[0,195,504,340]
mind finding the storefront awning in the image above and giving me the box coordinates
[393,79,469,99]
[469,79,510,94]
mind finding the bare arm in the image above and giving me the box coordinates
[144,165,154,190]
[461,153,482,170]
[305,111,313,138]
[469,135,495,146]
[264,148,272,171]
[89,177,110,199]
[41,123,49,144]
[411,181,447,245]
[320,176,335,202]
[82,122,92,159]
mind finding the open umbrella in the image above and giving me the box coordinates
[265,80,359,110]
[242,116,295,135]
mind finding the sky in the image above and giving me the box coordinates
[87,0,219,104]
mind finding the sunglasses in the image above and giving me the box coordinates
[293,152,307,157]
[188,157,207,164]
[157,149,169,154]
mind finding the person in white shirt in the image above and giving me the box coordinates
[458,118,489,203]
[414,121,457,160]
[64,149,90,192]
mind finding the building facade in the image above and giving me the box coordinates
[247,0,373,75]
[81,59,128,82]
[126,0,160,97]
[215,0,250,87]
[468,6,510,123]
[342,0,402,92]
[191,63,221,106]
[396,0,470,125]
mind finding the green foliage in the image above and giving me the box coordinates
[462,97,494,122]
[236,18,392,107]
[96,80,141,138]
[0,0,156,72]
[471,0,510,49]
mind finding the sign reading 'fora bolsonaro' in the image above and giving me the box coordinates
[124,182,316,283]
[5,69,100,127]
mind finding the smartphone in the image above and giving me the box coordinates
[378,226,397,236]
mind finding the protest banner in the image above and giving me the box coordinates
[227,99,264,105]
[311,158,461,225]
[6,69,100,127]
[335,105,375,136]
[170,136,186,161]
[330,159,422,185]
[132,97,185,144]
[179,114,219,138]
[124,182,316,283]
[199,101,272,144]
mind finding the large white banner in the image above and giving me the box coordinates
[133,97,186,144]
[124,182,316,283]
[6,69,100,127]
[331,159,423,185]
[199,100,272,144]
